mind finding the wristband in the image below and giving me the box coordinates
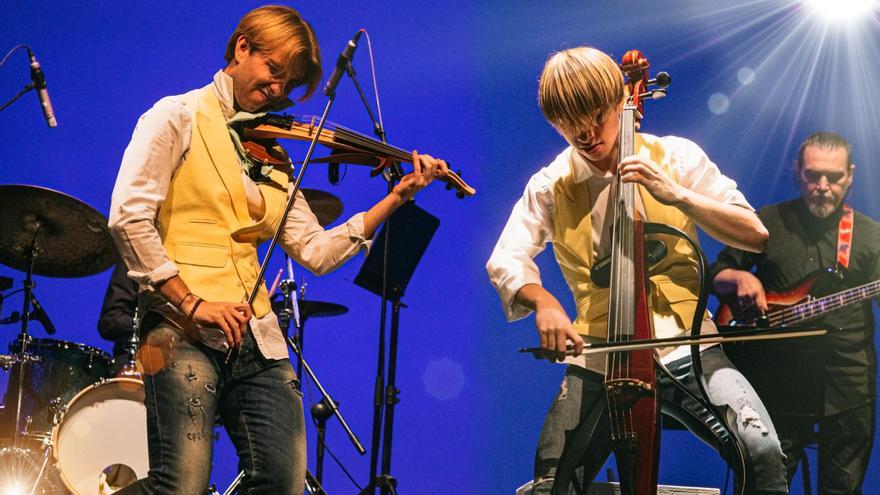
[187,297,203,321]
[175,291,193,310]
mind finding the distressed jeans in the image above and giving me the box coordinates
[116,324,306,495]
[532,347,789,494]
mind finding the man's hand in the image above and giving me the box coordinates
[391,151,450,203]
[535,302,584,362]
[516,284,585,362]
[713,268,768,312]
[183,298,252,347]
[619,155,684,205]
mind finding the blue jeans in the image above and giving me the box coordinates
[117,324,306,494]
[532,347,789,494]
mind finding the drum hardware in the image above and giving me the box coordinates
[0,353,41,370]
[5,337,112,442]
[115,305,143,380]
[48,397,67,426]
[0,185,115,457]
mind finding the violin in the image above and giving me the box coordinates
[236,114,475,198]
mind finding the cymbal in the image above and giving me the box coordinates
[300,188,343,227]
[272,298,349,319]
[0,185,118,278]
[299,300,348,319]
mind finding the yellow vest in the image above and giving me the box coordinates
[552,134,705,341]
[157,85,289,318]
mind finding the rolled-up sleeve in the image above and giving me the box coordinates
[486,177,555,322]
[281,189,371,275]
[108,98,191,288]
[667,136,753,210]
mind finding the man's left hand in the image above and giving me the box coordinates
[391,151,450,203]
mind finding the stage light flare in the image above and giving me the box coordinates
[0,482,25,495]
[803,0,879,23]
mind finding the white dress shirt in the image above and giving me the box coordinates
[109,71,370,359]
[486,135,753,373]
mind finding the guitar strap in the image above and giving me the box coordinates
[837,205,854,269]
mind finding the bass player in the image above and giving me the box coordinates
[711,131,880,495]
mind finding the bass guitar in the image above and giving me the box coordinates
[715,268,880,327]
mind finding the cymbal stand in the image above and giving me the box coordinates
[11,223,41,449]
[275,257,366,482]
[119,305,142,378]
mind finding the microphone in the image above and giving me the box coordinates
[322,30,364,98]
[28,50,57,128]
[29,294,56,334]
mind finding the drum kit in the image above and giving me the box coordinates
[0,184,350,494]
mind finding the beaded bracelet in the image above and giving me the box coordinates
[187,297,203,321]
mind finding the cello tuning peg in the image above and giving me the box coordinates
[648,71,671,88]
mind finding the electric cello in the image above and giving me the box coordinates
[548,51,753,495]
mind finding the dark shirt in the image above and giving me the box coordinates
[710,198,880,415]
[97,262,138,360]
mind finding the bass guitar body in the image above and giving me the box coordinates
[715,269,848,327]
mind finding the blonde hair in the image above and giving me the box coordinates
[538,46,624,133]
[224,5,322,101]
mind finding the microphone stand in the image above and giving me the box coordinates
[343,63,404,495]
[0,81,36,113]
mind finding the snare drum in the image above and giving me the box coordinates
[52,378,147,494]
[4,338,111,437]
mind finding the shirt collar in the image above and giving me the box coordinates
[567,146,613,183]
[212,70,237,120]
[212,70,295,121]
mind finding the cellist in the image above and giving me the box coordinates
[486,46,788,494]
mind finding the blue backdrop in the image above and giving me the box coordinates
[1,1,878,494]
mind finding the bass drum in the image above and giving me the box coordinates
[52,378,147,494]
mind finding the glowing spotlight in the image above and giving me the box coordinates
[1,482,25,495]
[804,0,878,23]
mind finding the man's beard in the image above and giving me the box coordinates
[804,194,841,219]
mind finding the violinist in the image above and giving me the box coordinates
[711,132,880,494]
[108,5,448,494]
[486,46,788,494]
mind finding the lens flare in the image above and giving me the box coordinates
[804,0,878,23]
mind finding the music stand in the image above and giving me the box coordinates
[355,201,439,495]
[354,201,440,300]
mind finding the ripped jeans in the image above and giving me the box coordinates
[532,347,789,494]
[117,324,305,495]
